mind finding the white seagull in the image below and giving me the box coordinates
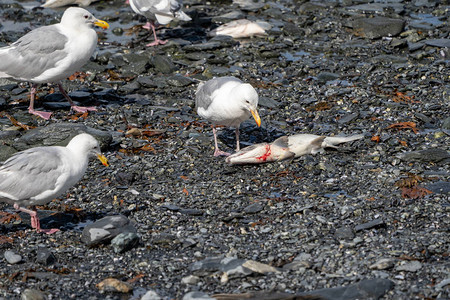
[128,0,191,46]
[0,133,108,234]
[195,76,262,157]
[0,7,109,120]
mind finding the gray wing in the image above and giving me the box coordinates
[0,147,65,201]
[195,76,242,111]
[0,25,68,81]
[132,0,172,17]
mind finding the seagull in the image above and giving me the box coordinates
[128,0,191,47]
[41,0,98,8]
[0,7,109,120]
[0,133,109,234]
[195,76,261,157]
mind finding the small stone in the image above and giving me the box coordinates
[182,291,214,300]
[111,232,140,253]
[21,289,47,300]
[243,202,263,214]
[355,218,385,231]
[352,17,405,39]
[141,290,162,300]
[35,248,56,266]
[97,278,132,293]
[335,226,355,240]
[398,148,450,163]
[81,215,137,247]
[181,275,200,285]
[4,250,22,264]
[396,261,422,272]
[242,260,280,274]
[370,258,396,270]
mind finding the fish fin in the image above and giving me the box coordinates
[323,134,364,147]
[276,150,296,161]
[310,136,326,154]
[272,136,289,148]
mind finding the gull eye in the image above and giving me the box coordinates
[84,15,89,19]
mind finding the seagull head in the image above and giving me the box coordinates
[61,7,109,30]
[239,83,261,127]
[67,133,109,167]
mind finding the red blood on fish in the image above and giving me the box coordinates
[256,145,271,161]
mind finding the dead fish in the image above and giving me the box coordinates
[208,19,270,39]
[226,133,364,165]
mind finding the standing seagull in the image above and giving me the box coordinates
[196,76,261,157]
[0,133,109,234]
[128,0,191,47]
[0,7,109,120]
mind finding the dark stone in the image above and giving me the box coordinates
[35,248,57,266]
[12,123,112,152]
[399,148,450,163]
[300,278,394,300]
[243,202,264,214]
[424,39,450,48]
[355,219,385,232]
[150,55,178,74]
[81,215,137,247]
[352,17,405,39]
[111,232,140,253]
[425,181,450,194]
[335,226,355,240]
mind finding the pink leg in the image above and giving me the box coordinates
[212,126,231,157]
[28,84,52,120]
[58,83,97,113]
[13,203,59,234]
[144,21,167,47]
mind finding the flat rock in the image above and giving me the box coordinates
[12,123,112,152]
[111,232,140,253]
[355,218,385,232]
[396,261,423,272]
[424,38,450,48]
[352,17,405,39]
[300,278,394,300]
[398,148,450,163]
[81,215,137,247]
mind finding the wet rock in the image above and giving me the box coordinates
[425,181,450,194]
[13,123,112,152]
[396,261,422,272]
[182,291,214,300]
[166,74,196,87]
[4,250,22,264]
[352,17,405,39]
[317,72,340,83]
[111,232,140,253]
[35,248,56,266]
[243,202,264,214]
[369,258,396,270]
[355,218,385,232]
[335,226,355,240]
[398,148,450,163]
[300,278,394,299]
[150,55,178,74]
[347,3,404,14]
[21,289,47,300]
[425,39,450,48]
[81,215,137,247]
[211,11,246,23]
[97,278,132,293]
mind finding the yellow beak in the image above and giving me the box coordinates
[97,154,109,167]
[251,109,261,127]
[94,19,109,30]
